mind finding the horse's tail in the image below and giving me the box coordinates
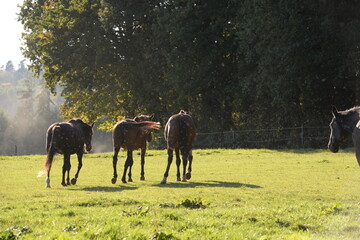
[165,120,176,151]
[38,126,59,177]
[125,121,160,131]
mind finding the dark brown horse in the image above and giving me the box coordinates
[39,119,94,188]
[111,115,160,184]
[328,106,360,166]
[161,110,196,184]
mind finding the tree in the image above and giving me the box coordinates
[5,61,14,72]
[19,0,360,137]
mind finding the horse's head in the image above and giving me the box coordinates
[328,106,350,153]
[83,122,94,152]
[134,114,155,142]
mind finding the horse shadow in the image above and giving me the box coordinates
[153,180,262,189]
[68,185,138,192]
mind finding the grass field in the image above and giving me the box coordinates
[0,149,359,239]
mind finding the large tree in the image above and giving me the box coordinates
[19,0,360,135]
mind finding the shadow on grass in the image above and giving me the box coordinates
[68,185,138,192]
[153,180,261,189]
[275,147,355,154]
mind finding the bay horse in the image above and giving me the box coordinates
[328,106,360,166]
[161,110,196,184]
[39,119,94,188]
[111,115,160,184]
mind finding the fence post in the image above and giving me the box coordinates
[301,125,304,148]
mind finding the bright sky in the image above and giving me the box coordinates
[0,0,26,69]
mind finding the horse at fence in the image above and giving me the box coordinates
[111,115,160,184]
[328,106,360,166]
[39,119,94,188]
[161,110,196,184]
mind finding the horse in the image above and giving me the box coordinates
[39,119,94,188]
[328,106,360,166]
[160,110,196,184]
[111,114,160,184]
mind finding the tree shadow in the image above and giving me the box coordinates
[68,185,138,192]
[153,180,262,189]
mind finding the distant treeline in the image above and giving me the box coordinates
[0,61,63,155]
[16,1,360,142]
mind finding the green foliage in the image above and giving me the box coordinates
[0,229,16,240]
[151,231,178,240]
[19,0,360,131]
[321,203,343,215]
[179,198,208,209]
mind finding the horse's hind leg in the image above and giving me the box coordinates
[140,147,146,181]
[186,150,193,180]
[127,150,134,182]
[175,148,181,181]
[46,171,51,188]
[181,151,189,182]
[71,153,83,185]
[111,147,120,184]
[62,154,71,186]
[122,150,133,183]
[161,149,174,184]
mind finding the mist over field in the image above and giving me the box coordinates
[0,62,114,155]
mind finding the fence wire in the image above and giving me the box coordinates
[151,126,340,149]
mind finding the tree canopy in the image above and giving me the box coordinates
[19,0,360,131]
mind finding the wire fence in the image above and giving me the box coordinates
[151,126,338,149]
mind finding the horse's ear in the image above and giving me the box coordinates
[91,123,94,128]
[332,106,339,118]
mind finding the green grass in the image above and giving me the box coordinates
[0,149,359,239]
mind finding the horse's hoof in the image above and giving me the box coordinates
[122,179,127,184]
[111,178,117,184]
[185,172,191,180]
[160,178,167,184]
[71,178,77,185]
[182,177,187,182]
[61,183,67,187]
[128,178,133,182]
[140,176,145,181]
[176,178,181,182]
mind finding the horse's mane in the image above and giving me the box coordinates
[340,106,360,116]
[69,118,85,124]
[134,115,153,122]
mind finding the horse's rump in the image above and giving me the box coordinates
[165,114,195,151]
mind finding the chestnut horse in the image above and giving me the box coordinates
[111,115,160,184]
[161,110,196,184]
[39,119,94,188]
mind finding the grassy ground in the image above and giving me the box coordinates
[0,149,359,239]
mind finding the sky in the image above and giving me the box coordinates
[0,0,26,69]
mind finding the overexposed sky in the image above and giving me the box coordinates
[0,0,26,68]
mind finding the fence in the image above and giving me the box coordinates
[151,126,344,149]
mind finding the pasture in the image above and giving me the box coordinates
[0,149,359,239]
